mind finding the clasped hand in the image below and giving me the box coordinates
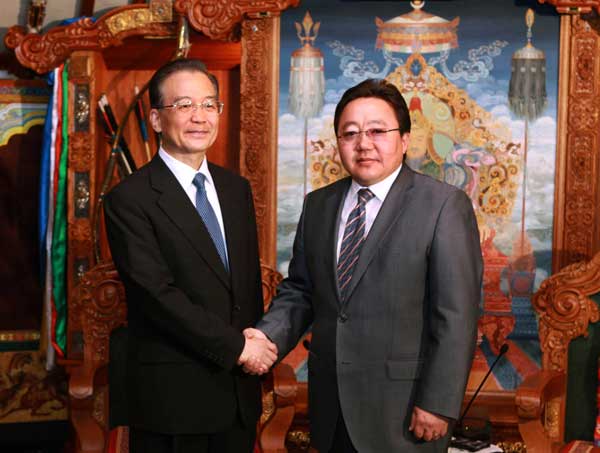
[237,328,277,375]
[409,406,449,442]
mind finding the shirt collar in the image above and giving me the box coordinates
[158,147,214,188]
[348,163,402,202]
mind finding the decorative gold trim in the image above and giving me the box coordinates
[75,178,90,213]
[286,430,311,450]
[496,441,527,453]
[545,398,561,439]
[106,9,154,35]
[150,0,173,22]
[260,390,275,425]
[0,331,40,342]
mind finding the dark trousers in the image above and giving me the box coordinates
[129,417,256,453]
[328,410,358,453]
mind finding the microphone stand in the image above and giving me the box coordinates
[451,344,509,451]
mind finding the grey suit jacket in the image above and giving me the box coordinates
[258,165,482,452]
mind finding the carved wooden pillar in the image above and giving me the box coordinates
[67,53,97,327]
[552,14,600,272]
[240,15,280,267]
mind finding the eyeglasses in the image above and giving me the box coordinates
[157,99,224,115]
[337,128,401,145]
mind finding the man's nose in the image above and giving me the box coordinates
[357,130,373,149]
[190,106,208,122]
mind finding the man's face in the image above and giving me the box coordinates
[149,70,219,160]
[336,97,410,186]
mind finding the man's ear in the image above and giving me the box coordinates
[149,109,162,133]
[400,132,410,154]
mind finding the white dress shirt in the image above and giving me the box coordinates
[159,148,229,262]
[336,164,402,263]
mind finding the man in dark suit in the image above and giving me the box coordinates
[245,79,483,452]
[104,59,277,453]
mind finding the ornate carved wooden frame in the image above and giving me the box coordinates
[542,2,600,272]
[516,250,600,449]
[532,251,600,373]
[4,0,300,268]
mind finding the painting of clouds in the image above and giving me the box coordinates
[277,0,559,391]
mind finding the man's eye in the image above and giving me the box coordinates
[203,101,217,112]
[368,128,386,137]
[176,102,193,112]
[342,131,359,139]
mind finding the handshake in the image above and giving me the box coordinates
[237,328,278,375]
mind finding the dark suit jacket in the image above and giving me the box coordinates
[104,155,263,434]
[258,165,483,452]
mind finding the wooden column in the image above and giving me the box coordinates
[552,14,600,272]
[240,14,281,267]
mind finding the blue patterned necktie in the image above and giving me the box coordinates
[192,173,229,272]
[337,188,375,301]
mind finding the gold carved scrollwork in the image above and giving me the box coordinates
[260,390,275,425]
[544,398,561,439]
[496,442,527,453]
[286,430,311,451]
[75,179,90,212]
[150,0,173,22]
[106,8,167,36]
[75,90,90,131]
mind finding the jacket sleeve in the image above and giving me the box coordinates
[414,189,483,419]
[257,198,314,359]
[103,187,245,370]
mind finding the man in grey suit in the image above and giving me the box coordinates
[245,79,483,452]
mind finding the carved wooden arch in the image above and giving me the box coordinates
[4,1,299,74]
[532,251,600,372]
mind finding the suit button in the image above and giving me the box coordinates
[233,305,241,312]
[338,313,348,323]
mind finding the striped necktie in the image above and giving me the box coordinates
[192,173,229,272]
[337,188,374,301]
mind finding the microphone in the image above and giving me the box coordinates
[451,343,509,450]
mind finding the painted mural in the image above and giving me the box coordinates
[0,79,68,423]
[277,0,559,392]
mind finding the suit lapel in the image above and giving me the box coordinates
[340,165,415,306]
[149,156,231,290]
